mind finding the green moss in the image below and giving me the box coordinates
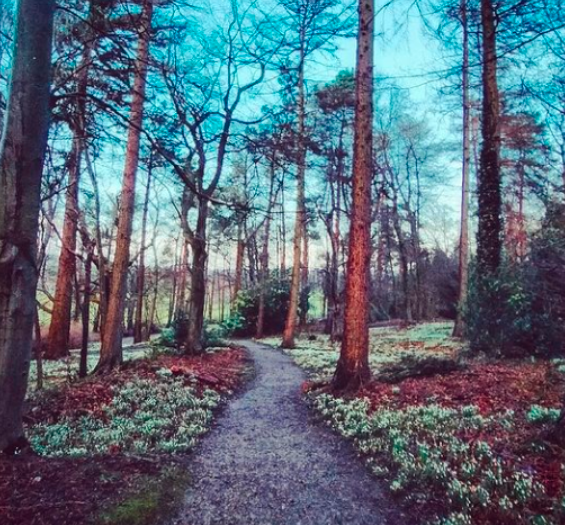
[95,468,190,525]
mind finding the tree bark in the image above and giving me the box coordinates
[46,0,96,359]
[476,0,502,277]
[282,46,307,349]
[96,0,153,373]
[0,0,55,453]
[167,237,179,326]
[80,249,92,378]
[256,214,272,339]
[176,237,189,316]
[333,0,373,391]
[453,0,471,338]
[185,200,208,354]
[232,223,245,304]
[299,222,310,326]
[45,142,81,359]
[134,162,152,343]
[391,191,412,322]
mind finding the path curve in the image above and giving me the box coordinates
[172,340,404,525]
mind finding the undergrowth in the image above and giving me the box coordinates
[29,375,221,457]
[311,394,565,524]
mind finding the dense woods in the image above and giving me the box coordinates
[1,0,565,523]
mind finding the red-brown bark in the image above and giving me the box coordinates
[96,0,153,373]
[282,50,306,349]
[45,142,81,359]
[332,0,374,391]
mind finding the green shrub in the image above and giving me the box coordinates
[223,277,292,337]
[203,322,228,347]
[156,327,176,348]
[466,202,565,357]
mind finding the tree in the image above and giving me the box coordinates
[277,0,353,348]
[476,0,501,278]
[161,5,269,354]
[96,0,154,372]
[332,0,373,390]
[314,71,355,340]
[452,0,471,338]
[470,0,502,352]
[133,156,153,343]
[0,0,56,453]
[45,1,100,359]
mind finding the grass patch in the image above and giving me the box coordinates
[96,467,190,525]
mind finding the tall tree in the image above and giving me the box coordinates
[0,0,56,453]
[96,0,154,372]
[45,5,97,358]
[278,0,352,348]
[162,6,269,354]
[133,158,153,343]
[452,0,471,338]
[332,0,373,390]
[476,0,501,277]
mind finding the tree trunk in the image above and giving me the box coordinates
[96,0,153,373]
[177,238,189,316]
[299,223,310,326]
[167,237,179,326]
[0,0,55,453]
[46,0,96,359]
[85,148,107,337]
[134,162,152,343]
[256,215,272,339]
[45,142,81,358]
[220,277,226,322]
[232,224,245,304]
[208,270,215,320]
[391,193,412,322]
[453,0,471,338]
[476,0,501,277]
[80,249,92,378]
[145,246,158,340]
[185,201,208,354]
[333,0,373,391]
[282,47,307,349]
[34,306,43,391]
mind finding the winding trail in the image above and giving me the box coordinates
[172,340,403,525]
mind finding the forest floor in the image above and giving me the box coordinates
[262,322,565,525]
[0,343,249,525]
[4,324,565,525]
[170,340,407,525]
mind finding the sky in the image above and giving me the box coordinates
[306,4,465,250]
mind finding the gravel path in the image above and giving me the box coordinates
[172,340,404,525]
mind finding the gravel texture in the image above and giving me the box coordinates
[172,340,405,525]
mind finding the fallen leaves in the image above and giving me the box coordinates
[1,345,248,525]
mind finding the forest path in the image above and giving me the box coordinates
[171,340,403,525]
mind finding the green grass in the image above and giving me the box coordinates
[263,321,462,381]
[96,467,190,525]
